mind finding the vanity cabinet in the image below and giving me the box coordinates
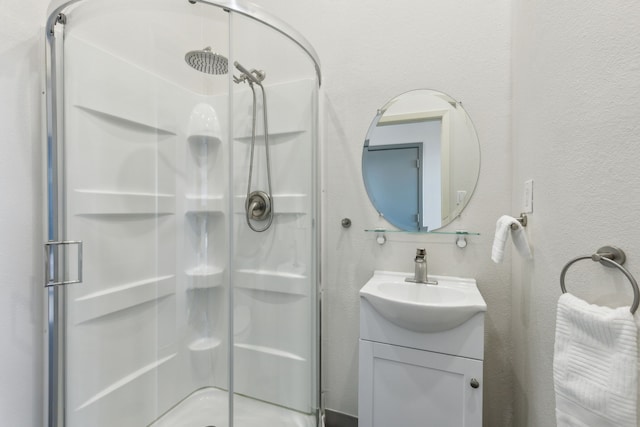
[358,340,482,427]
[358,272,486,427]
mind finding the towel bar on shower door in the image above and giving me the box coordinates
[559,245,640,314]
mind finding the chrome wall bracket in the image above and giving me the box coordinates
[49,13,67,36]
[560,245,639,314]
[510,213,528,230]
[44,240,83,287]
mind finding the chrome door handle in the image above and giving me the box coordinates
[44,240,83,287]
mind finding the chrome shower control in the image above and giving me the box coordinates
[246,191,272,221]
[235,60,273,232]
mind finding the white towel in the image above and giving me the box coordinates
[554,293,638,427]
[491,215,532,263]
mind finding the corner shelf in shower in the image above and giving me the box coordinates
[71,189,176,216]
[188,337,222,352]
[75,353,178,413]
[185,265,225,289]
[187,134,222,146]
[233,129,305,145]
[75,105,177,138]
[72,275,176,324]
[234,342,305,362]
[234,269,308,296]
[185,195,225,215]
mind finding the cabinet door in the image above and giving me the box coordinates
[359,340,483,427]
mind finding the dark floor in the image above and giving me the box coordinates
[325,410,357,427]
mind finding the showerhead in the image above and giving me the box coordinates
[185,47,228,75]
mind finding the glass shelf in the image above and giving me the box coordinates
[364,229,480,236]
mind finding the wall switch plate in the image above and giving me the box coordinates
[523,179,533,213]
[456,190,467,205]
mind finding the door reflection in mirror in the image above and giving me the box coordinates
[363,118,442,231]
[362,89,480,232]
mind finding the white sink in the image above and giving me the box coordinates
[360,271,487,333]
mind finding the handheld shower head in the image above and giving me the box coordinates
[234,61,266,85]
[185,47,228,75]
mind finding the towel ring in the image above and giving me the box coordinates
[560,246,640,314]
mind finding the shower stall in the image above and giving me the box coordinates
[44,1,321,426]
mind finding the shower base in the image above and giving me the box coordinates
[150,388,316,427]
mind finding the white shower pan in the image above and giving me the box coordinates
[151,388,316,427]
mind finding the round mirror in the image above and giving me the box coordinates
[362,89,480,232]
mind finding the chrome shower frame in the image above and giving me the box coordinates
[44,12,68,426]
[44,1,322,426]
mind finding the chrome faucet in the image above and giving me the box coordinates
[405,248,438,285]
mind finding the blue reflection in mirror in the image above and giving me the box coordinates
[363,117,442,231]
[362,143,422,231]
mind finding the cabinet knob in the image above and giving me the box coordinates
[470,378,480,389]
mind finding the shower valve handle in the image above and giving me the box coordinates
[249,200,264,216]
[246,191,272,221]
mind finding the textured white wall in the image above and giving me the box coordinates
[512,1,640,426]
[0,0,48,425]
[253,0,513,424]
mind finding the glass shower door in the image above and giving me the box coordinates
[46,1,231,425]
[60,19,180,427]
[229,11,319,427]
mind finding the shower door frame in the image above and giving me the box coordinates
[44,1,322,426]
